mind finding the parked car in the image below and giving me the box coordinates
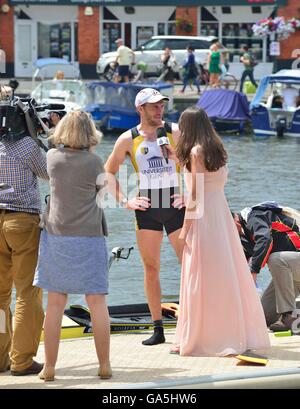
[96,35,217,78]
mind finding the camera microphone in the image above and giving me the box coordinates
[156,127,170,164]
[35,103,65,112]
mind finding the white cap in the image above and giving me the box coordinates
[115,38,123,44]
[135,88,169,107]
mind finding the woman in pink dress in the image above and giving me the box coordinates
[171,107,270,356]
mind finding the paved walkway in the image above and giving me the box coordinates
[1,329,300,389]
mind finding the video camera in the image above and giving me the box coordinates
[0,96,65,151]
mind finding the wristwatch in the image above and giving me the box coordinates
[120,197,128,208]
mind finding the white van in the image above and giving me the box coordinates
[96,35,217,78]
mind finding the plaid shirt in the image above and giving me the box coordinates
[0,136,48,213]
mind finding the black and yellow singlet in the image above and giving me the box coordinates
[130,122,185,235]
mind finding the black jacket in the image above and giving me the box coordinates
[239,208,300,274]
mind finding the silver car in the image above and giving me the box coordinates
[96,35,217,78]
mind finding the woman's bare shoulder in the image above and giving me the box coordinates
[191,145,203,157]
[191,145,206,171]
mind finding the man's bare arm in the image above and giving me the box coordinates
[105,132,150,210]
[105,132,131,203]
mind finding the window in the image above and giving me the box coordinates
[140,39,165,51]
[102,22,121,53]
[136,26,154,48]
[158,23,165,36]
[190,39,211,50]
[37,22,77,62]
[221,23,263,62]
[165,39,188,50]
[200,22,219,37]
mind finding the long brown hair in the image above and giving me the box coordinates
[176,106,227,171]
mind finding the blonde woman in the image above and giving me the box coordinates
[207,43,222,88]
[34,111,111,381]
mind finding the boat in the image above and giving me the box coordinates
[32,58,81,83]
[31,58,84,113]
[84,81,180,131]
[40,302,179,340]
[196,88,251,134]
[250,69,300,138]
[31,78,86,113]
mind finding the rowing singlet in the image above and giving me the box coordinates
[130,122,181,192]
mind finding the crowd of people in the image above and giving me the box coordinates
[0,76,299,382]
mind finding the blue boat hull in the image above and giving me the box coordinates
[196,89,250,135]
[84,81,179,132]
[86,106,179,131]
[251,105,300,137]
[212,119,245,134]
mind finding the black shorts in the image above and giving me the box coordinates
[135,207,185,235]
[118,65,130,77]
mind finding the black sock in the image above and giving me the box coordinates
[142,320,165,346]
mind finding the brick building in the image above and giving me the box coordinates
[0,0,298,78]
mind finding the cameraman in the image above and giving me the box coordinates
[0,86,48,376]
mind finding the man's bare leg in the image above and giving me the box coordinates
[136,229,165,345]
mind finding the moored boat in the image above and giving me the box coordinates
[250,69,300,138]
[84,81,179,131]
[196,88,250,134]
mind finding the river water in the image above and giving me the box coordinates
[37,133,300,308]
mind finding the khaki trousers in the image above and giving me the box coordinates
[0,211,44,372]
[261,251,300,326]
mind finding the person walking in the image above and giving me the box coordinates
[34,111,111,381]
[159,47,177,83]
[239,46,258,93]
[114,38,135,83]
[207,42,222,88]
[0,86,48,376]
[105,88,185,346]
[180,46,201,94]
[170,106,270,356]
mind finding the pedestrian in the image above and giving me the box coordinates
[34,111,111,381]
[239,46,258,93]
[0,86,48,375]
[113,38,135,83]
[282,84,298,109]
[232,202,300,332]
[170,106,270,356]
[207,42,222,88]
[180,46,201,94]
[105,88,185,346]
[159,47,177,83]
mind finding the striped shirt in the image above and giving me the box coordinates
[0,136,48,213]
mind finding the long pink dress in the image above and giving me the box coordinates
[174,165,270,356]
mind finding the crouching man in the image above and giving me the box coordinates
[232,202,300,332]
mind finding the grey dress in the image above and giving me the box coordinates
[33,147,109,294]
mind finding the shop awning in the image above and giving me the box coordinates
[8,0,287,6]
